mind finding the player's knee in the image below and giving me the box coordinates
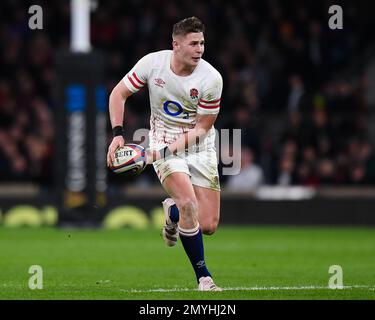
[201,224,217,235]
[177,198,198,218]
[201,218,219,235]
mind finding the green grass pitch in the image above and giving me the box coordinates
[0,226,374,299]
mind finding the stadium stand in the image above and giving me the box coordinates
[1,0,374,190]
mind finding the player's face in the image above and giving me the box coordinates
[174,32,205,68]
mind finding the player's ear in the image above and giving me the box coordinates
[172,38,179,50]
[172,34,184,50]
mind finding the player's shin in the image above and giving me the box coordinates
[178,224,212,282]
[169,204,179,223]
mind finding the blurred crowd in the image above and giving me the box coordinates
[0,0,374,188]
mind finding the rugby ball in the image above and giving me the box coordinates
[110,144,146,174]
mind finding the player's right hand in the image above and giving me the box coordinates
[107,136,125,167]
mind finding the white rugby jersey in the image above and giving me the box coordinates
[123,50,223,150]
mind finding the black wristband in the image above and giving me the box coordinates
[160,146,173,159]
[112,126,124,137]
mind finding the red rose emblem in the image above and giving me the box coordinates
[190,88,198,99]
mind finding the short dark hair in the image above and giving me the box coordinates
[172,16,205,37]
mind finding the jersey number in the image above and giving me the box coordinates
[163,100,189,119]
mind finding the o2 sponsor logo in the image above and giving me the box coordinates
[163,100,189,119]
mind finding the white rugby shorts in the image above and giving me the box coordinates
[153,148,220,191]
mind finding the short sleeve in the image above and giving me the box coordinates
[123,54,151,93]
[197,73,223,115]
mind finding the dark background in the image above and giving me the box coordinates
[0,0,375,225]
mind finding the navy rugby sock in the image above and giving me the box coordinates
[178,224,211,283]
[169,204,179,223]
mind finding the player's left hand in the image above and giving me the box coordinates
[145,148,161,165]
